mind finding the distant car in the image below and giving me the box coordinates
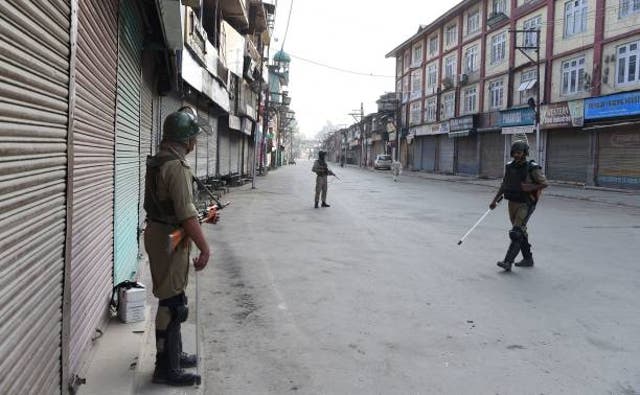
[374,154,392,170]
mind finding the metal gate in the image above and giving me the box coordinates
[0,1,70,393]
[230,132,240,174]
[437,135,455,174]
[546,129,589,183]
[480,132,504,178]
[421,136,436,171]
[218,126,230,176]
[114,0,143,284]
[597,128,640,188]
[68,0,118,381]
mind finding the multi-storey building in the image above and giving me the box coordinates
[387,0,640,189]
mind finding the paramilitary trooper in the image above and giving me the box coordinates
[489,140,548,271]
[312,150,334,208]
[144,107,211,386]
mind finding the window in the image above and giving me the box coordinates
[404,51,410,72]
[426,63,438,89]
[402,76,409,102]
[564,0,587,37]
[617,41,640,84]
[489,79,504,108]
[519,69,538,105]
[491,32,506,64]
[444,55,456,79]
[561,56,586,95]
[411,69,422,99]
[620,0,640,18]
[443,93,455,118]
[446,24,457,46]
[492,0,507,14]
[467,9,480,35]
[412,43,423,67]
[429,36,439,56]
[410,102,421,125]
[523,15,542,48]
[463,87,477,113]
[464,46,479,72]
[425,97,437,122]
[396,57,403,77]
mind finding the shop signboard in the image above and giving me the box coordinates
[585,90,640,120]
[541,100,584,128]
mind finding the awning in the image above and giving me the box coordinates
[518,79,537,91]
[448,130,472,138]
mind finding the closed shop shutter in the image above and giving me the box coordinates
[0,1,70,393]
[597,127,640,189]
[114,0,143,284]
[230,132,240,174]
[437,135,455,174]
[546,129,589,183]
[195,105,208,178]
[243,135,251,175]
[218,126,230,176]
[480,132,504,178]
[421,136,437,171]
[412,138,423,170]
[140,52,153,236]
[456,134,478,175]
[68,0,117,380]
[207,115,218,177]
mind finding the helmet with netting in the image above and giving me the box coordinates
[162,107,209,142]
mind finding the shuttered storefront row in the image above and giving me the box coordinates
[243,135,251,176]
[218,125,230,176]
[139,52,154,240]
[68,0,117,379]
[195,104,209,178]
[421,136,437,171]
[114,0,143,284]
[437,134,454,174]
[230,131,241,174]
[479,132,504,178]
[597,127,640,189]
[546,129,589,183]
[0,1,70,393]
[455,134,478,176]
[208,114,219,177]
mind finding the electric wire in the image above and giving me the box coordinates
[288,53,395,78]
[280,0,295,51]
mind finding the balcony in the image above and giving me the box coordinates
[249,0,268,33]
[220,0,249,32]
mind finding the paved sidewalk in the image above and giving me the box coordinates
[80,171,638,394]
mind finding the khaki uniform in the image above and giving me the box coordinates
[143,144,198,357]
[503,166,548,238]
[312,159,330,204]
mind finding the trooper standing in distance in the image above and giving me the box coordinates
[489,140,548,271]
[312,150,334,208]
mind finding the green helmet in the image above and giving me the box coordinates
[510,140,530,156]
[162,110,203,142]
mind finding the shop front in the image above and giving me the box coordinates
[585,91,640,189]
[449,115,478,176]
[435,122,454,174]
[478,112,504,178]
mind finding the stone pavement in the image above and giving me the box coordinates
[79,169,638,395]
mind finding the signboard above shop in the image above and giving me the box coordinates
[449,115,476,131]
[541,100,584,129]
[585,90,640,120]
[499,107,535,127]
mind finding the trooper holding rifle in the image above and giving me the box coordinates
[312,150,334,208]
[143,107,213,386]
[489,140,548,271]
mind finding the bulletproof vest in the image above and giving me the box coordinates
[144,152,180,223]
[503,160,530,202]
[315,160,329,176]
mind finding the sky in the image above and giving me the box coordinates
[270,0,463,139]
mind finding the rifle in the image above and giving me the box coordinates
[168,177,231,252]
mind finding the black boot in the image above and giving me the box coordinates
[153,318,200,386]
[180,352,198,368]
[314,202,319,208]
[321,202,330,207]
[515,238,534,267]
[497,239,521,271]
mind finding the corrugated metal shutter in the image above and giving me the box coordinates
[114,0,143,284]
[437,135,454,174]
[412,138,423,170]
[68,0,117,380]
[230,132,240,174]
[597,128,640,189]
[456,134,478,175]
[421,136,437,171]
[546,129,589,183]
[218,126,230,176]
[0,1,70,393]
[243,135,251,176]
[480,132,504,178]
[207,115,218,177]
[195,105,209,178]
[140,53,154,232]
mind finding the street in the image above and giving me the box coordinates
[195,160,640,395]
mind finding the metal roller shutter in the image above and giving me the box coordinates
[230,132,240,174]
[243,135,251,176]
[114,0,143,284]
[208,115,218,177]
[140,53,154,233]
[597,128,640,189]
[68,0,117,380]
[480,132,504,178]
[218,126,230,176]
[421,136,436,171]
[456,135,478,175]
[437,135,454,174]
[546,130,589,183]
[195,105,208,178]
[412,138,423,170]
[0,0,70,393]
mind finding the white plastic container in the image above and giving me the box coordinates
[118,283,146,323]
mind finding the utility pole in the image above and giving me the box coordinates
[349,102,365,167]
